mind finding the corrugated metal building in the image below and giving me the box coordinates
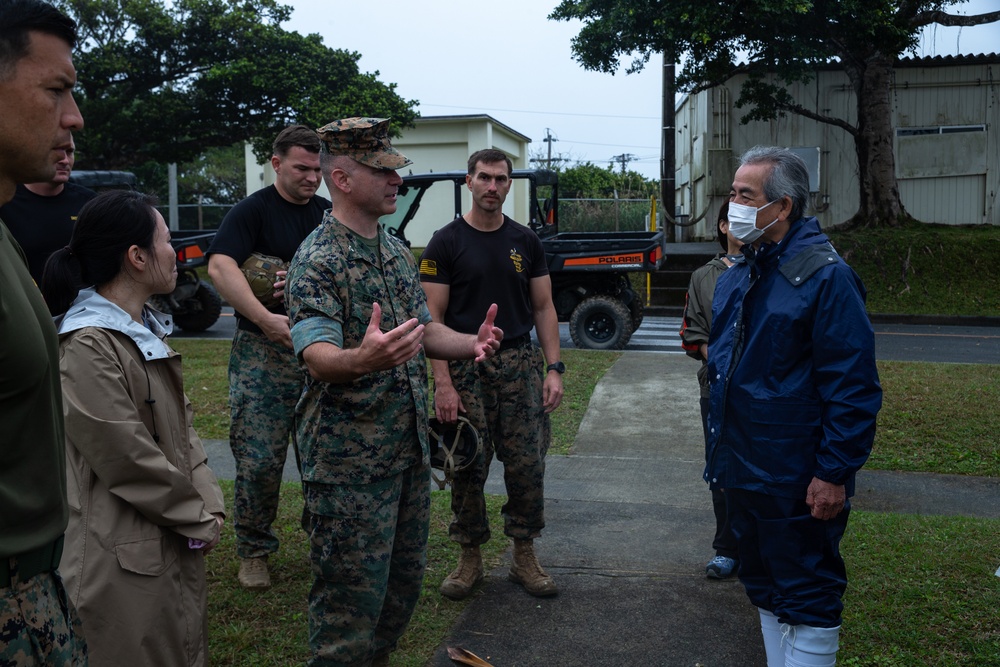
[674,54,999,240]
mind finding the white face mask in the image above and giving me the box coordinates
[728,199,779,244]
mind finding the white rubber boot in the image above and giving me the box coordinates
[783,623,841,667]
[758,607,785,667]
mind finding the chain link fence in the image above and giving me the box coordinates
[164,199,659,234]
[557,198,654,233]
[160,203,236,231]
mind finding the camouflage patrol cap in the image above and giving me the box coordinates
[316,117,413,170]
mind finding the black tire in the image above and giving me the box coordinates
[629,294,645,332]
[172,283,222,332]
[569,295,633,350]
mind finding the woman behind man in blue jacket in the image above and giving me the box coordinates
[706,146,882,667]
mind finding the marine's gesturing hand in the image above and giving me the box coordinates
[357,302,425,371]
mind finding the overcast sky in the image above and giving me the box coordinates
[282,0,1000,180]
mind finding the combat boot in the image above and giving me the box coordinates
[370,652,390,667]
[508,538,557,597]
[439,545,483,600]
[238,557,271,589]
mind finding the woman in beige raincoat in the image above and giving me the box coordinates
[42,190,226,667]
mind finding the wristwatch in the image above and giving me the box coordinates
[546,361,566,374]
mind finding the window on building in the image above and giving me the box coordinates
[897,125,986,137]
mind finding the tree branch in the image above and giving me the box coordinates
[911,10,1000,29]
[778,101,858,137]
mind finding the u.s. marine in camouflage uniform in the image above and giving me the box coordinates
[285,117,502,667]
[207,125,329,590]
[419,149,564,601]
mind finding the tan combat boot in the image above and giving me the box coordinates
[508,538,557,597]
[439,545,483,600]
[238,556,271,589]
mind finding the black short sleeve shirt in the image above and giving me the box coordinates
[419,216,548,337]
[208,184,330,331]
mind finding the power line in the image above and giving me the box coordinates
[419,102,659,121]
[560,139,659,150]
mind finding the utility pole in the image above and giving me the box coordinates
[610,153,636,175]
[531,128,564,169]
[544,127,556,166]
[661,54,676,241]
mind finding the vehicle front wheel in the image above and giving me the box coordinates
[172,283,222,332]
[569,295,633,350]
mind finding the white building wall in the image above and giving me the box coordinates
[393,116,531,247]
[675,56,999,240]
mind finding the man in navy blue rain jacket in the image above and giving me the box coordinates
[706,146,882,667]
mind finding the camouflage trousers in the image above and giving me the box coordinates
[301,463,430,667]
[444,343,550,545]
[229,329,305,559]
[0,571,87,666]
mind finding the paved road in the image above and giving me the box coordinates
[614,317,1000,364]
[870,322,1000,364]
[173,308,1000,364]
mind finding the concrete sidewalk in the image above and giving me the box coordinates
[201,352,1000,667]
[423,352,1000,667]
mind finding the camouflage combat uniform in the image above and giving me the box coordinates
[446,347,550,544]
[419,215,552,546]
[0,571,87,666]
[227,329,302,558]
[208,185,327,560]
[286,212,432,667]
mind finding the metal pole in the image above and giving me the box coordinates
[661,55,676,242]
[168,163,179,231]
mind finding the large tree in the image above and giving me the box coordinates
[57,0,418,169]
[550,0,1000,227]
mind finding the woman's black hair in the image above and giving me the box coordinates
[716,199,730,251]
[42,189,160,316]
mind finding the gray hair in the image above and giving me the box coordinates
[739,146,809,222]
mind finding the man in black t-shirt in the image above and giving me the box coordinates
[207,125,330,589]
[0,139,95,283]
[420,149,564,600]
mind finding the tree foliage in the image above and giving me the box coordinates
[174,142,245,204]
[550,0,1000,227]
[57,0,418,169]
[558,161,657,199]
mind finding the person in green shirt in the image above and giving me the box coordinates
[0,1,88,663]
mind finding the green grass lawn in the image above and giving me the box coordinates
[173,340,1000,665]
[203,489,1000,667]
[206,484,508,667]
[174,340,618,453]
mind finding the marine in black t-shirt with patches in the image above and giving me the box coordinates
[206,125,330,590]
[420,149,564,601]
